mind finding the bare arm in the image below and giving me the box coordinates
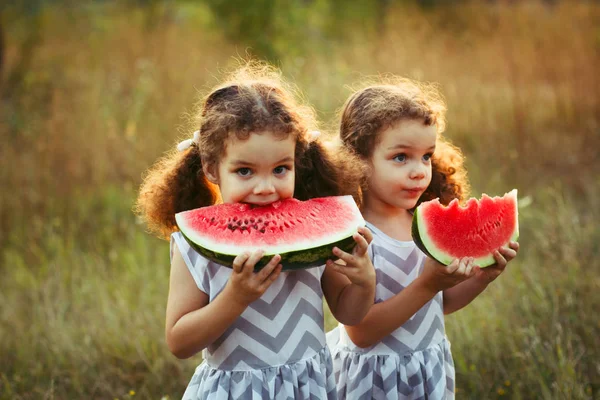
[322,227,376,326]
[322,265,374,326]
[343,275,439,348]
[165,245,281,359]
[345,257,476,348]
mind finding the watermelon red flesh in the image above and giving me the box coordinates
[412,189,519,267]
[175,196,365,270]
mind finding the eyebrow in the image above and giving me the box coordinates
[230,156,294,166]
[387,144,436,151]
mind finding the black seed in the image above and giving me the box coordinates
[253,224,258,230]
[237,220,242,226]
[259,228,266,233]
[240,226,247,231]
[244,219,249,224]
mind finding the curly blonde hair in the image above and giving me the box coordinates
[135,61,363,239]
[339,76,470,207]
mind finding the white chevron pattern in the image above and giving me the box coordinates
[330,222,456,399]
[171,232,336,399]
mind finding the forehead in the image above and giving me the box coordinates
[222,131,296,163]
[377,119,437,150]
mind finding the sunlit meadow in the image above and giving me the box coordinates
[1,1,599,399]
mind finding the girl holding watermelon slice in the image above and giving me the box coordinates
[135,62,376,400]
[328,77,520,400]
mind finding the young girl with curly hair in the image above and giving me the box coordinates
[327,77,519,400]
[135,63,375,400]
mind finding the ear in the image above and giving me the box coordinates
[202,162,219,185]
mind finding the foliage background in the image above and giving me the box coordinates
[1,0,599,399]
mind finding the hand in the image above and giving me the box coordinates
[225,250,283,307]
[420,256,476,293]
[326,226,376,289]
[473,241,519,284]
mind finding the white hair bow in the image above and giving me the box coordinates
[308,130,321,141]
[177,131,200,152]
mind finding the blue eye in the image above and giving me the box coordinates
[273,166,289,175]
[236,168,252,177]
[423,153,433,162]
[393,154,406,162]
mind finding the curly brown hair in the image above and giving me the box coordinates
[338,76,470,207]
[135,61,363,239]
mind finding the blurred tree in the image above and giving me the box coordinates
[0,0,44,97]
[205,0,278,60]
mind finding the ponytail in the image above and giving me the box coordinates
[294,139,365,205]
[134,145,219,239]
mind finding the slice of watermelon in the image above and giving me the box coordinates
[412,189,519,267]
[175,196,365,270]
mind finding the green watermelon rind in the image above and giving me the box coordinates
[180,230,358,271]
[412,190,519,268]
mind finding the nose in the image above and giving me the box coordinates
[253,177,276,195]
[409,164,426,180]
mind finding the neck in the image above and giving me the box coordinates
[362,196,414,241]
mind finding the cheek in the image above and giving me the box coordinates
[284,174,295,195]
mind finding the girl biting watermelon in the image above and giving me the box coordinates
[135,61,376,400]
[327,77,520,400]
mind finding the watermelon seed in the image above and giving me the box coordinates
[250,218,255,223]
[257,218,263,223]
[253,224,258,230]
[244,219,249,224]
[237,220,242,226]
[259,228,266,233]
[264,221,270,226]
[211,217,216,222]
[240,226,247,231]
[227,224,237,231]
[233,216,238,221]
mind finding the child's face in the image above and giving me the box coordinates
[365,119,436,211]
[207,131,296,206]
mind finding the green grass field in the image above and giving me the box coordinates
[1,2,599,399]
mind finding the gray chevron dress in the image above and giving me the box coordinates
[328,222,455,400]
[171,232,337,400]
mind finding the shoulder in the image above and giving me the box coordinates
[170,232,223,294]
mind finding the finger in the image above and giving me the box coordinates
[454,257,467,276]
[232,252,250,273]
[332,247,357,267]
[445,258,460,274]
[352,232,369,256]
[464,258,475,277]
[493,250,507,268]
[499,246,517,261]
[242,249,265,275]
[256,254,282,282]
[509,241,520,251]
[327,260,357,278]
[357,226,374,245]
[259,265,283,291]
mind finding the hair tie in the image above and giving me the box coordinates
[177,131,200,152]
[308,130,321,142]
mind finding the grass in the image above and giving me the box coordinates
[1,1,599,399]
